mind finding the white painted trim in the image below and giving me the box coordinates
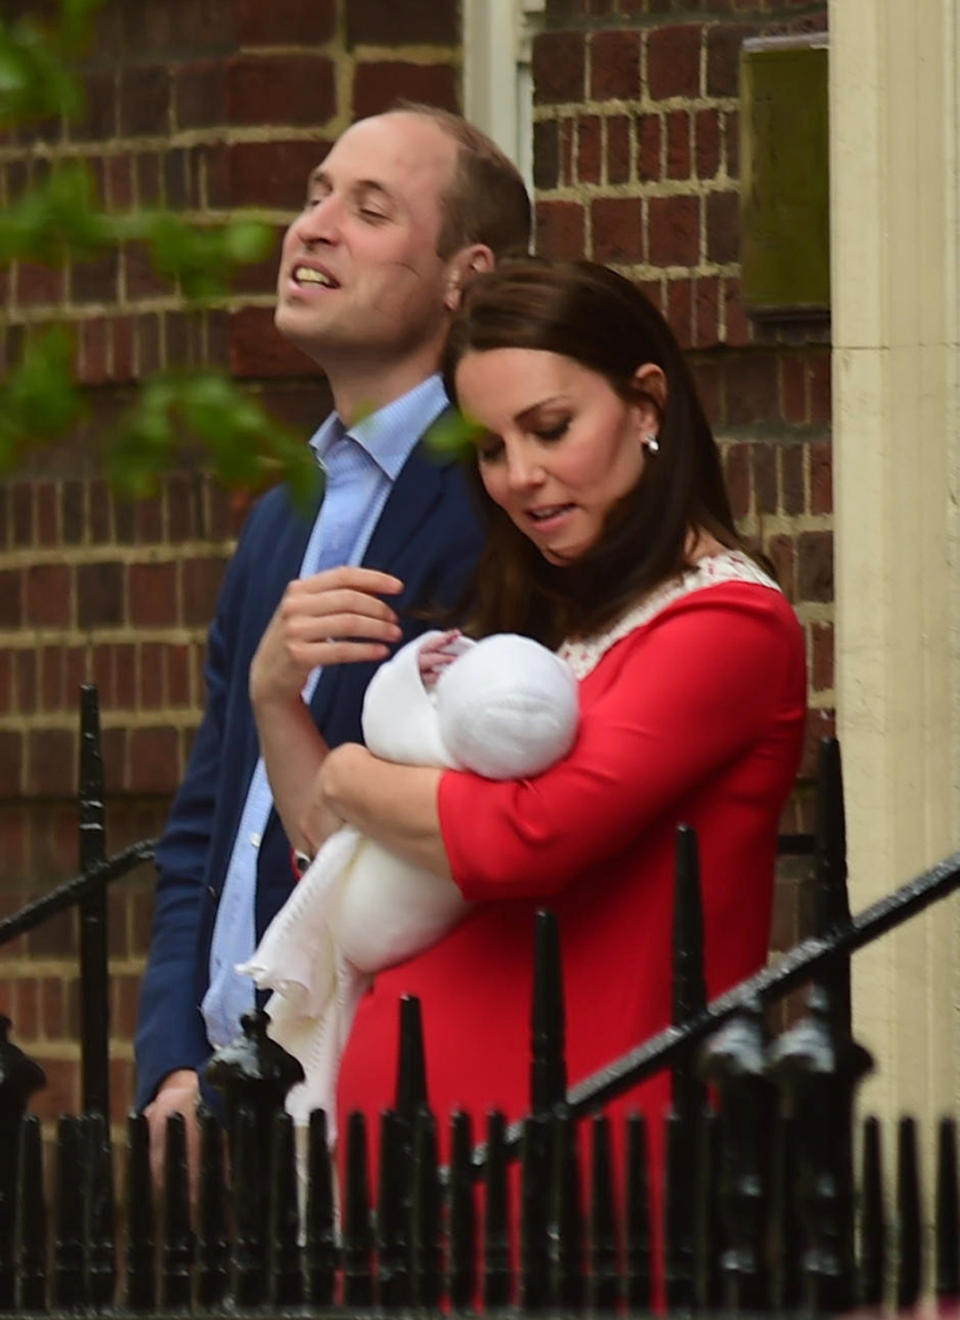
[462,0,544,191]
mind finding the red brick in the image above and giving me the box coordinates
[648,195,699,266]
[0,570,23,628]
[25,564,71,628]
[27,728,74,796]
[724,443,751,520]
[781,444,805,516]
[36,482,56,546]
[706,190,739,264]
[635,278,664,315]
[101,727,126,791]
[0,650,11,715]
[346,0,457,44]
[78,319,109,386]
[797,530,833,603]
[16,650,36,714]
[766,533,796,601]
[753,443,776,514]
[234,0,335,44]
[129,726,180,794]
[352,62,457,121]
[590,30,640,100]
[810,621,834,693]
[12,484,32,546]
[71,251,119,305]
[665,110,691,180]
[42,977,64,1037]
[105,154,133,209]
[810,442,832,514]
[30,1057,80,1121]
[533,120,559,189]
[726,353,778,425]
[134,495,164,543]
[665,278,692,349]
[129,562,178,628]
[69,70,117,142]
[111,316,136,381]
[65,647,87,707]
[577,115,601,184]
[228,139,328,209]
[114,642,137,709]
[0,731,22,796]
[167,644,191,706]
[809,353,831,424]
[722,276,750,346]
[139,641,164,709]
[533,32,586,104]
[647,26,702,100]
[89,480,112,543]
[119,66,170,136]
[695,108,721,180]
[227,54,336,127]
[182,556,227,626]
[138,312,162,373]
[175,60,226,130]
[535,200,585,260]
[16,978,39,1038]
[77,562,124,628]
[636,113,661,182]
[591,197,644,264]
[229,305,316,379]
[693,275,720,347]
[14,261,63,307]
[606,115,630,184]
[706,25,753,97]
[781,356,807,424]
[136,152,162,206]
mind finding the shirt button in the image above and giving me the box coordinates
[249,832,262,847]
[207,885,217,900]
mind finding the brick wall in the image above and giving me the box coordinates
[531,0,832,951]
[0,0,463,1124]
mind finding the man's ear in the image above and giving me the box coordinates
[444,243,495,310]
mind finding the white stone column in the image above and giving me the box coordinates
[830,0,960,1127]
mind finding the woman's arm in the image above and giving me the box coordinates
[315,744,451,879]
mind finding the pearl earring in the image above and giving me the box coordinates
[644,433,660,453]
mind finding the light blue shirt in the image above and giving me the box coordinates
[201,375,450,1048]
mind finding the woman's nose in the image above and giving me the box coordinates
[504,446,545,490]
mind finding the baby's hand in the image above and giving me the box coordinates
[418,630,462,690]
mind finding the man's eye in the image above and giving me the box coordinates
[358,206,388,222]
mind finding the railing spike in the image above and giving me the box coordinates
[448,1111,476,1311]
[195,1108,229,1308]
[588,1114,619,1311]
[548,1106,584,1310]
[483,1110,511,1310]
[520,1111,551,1309]
[395,995,428,1121]
[160,1112,193,1310]
[770,1112,802,1309]
[124,1112,154,1310]
[230,1104,266,1306]
[625,1113,652,1311]
[936,1116,960,1298]
[0,1014,46,1309]
[671,825,707,1123]
[896,1115,922,1309]
[15,1115,46,1312]
[376,1108,409,1308]
[342,1110,373,1306]
[305,1108,336,1305]
[53,1114,86,1309]
[531,908,566,1116]
[78,684,110,1119]
[268,1109,303,1306]
[410,1107,442,1308]
[858,1115,885,1307]
[83,1111,116,1308]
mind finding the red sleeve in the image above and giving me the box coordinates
[437,584,805,901]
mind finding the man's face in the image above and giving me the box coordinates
[275,113,460,371]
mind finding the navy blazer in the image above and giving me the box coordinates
[134,439,483,1108]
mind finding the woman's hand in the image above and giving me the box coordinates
[301,743,368,854]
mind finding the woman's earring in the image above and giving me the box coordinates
[644,433,660,454]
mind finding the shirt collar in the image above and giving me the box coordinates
[307,374,449,481]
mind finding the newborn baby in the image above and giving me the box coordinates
[238,630,579,1130]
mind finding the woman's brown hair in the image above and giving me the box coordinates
[440,259,744,648]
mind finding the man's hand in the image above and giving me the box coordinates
[144,1069,201,1197]
[250,566,404,709]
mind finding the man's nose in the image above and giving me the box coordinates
[294,195,341,244]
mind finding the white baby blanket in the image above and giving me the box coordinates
[237,631,579,1133]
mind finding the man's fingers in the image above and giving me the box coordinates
[297,567,403,596]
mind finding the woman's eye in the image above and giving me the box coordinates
[533,418,570,442]
[477,439,504,463]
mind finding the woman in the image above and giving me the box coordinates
[293,261,806,1175]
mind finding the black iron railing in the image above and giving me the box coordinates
[2,690,959,1315]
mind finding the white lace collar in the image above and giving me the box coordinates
[557,549,780,679]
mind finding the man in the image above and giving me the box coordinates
[135,106,531,1173]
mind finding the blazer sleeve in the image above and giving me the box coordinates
[133,533,250,1107]
[438,585,806,901]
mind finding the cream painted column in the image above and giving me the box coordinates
[830,0,960,1131]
